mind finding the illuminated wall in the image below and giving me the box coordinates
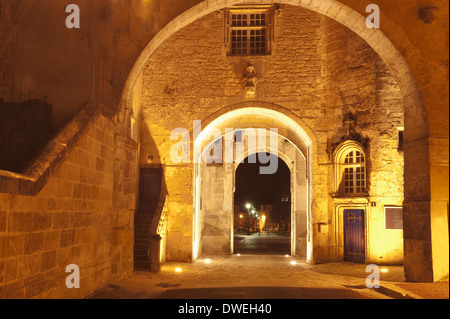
[140,5,405,265]
[0,0,447,299]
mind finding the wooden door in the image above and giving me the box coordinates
[344,209,365,263]
[138,168,163,216]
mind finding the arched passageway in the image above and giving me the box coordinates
[234,153,292,256]
[122,0,447,282]
[193,106,313,261]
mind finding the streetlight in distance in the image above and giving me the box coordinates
[245,203,252,235]
[251,209,257,233]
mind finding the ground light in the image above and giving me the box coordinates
[174,268,183,273]
[290,261,297,265]
[204,259,212,264]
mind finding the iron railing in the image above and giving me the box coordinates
[0,71,52,172]
[0,70,47,104]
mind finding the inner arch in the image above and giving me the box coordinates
[234,153,292,255]
[193,107,312,260]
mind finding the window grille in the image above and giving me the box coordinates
[227,7,273,56]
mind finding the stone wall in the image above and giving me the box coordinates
[140,5,405,264]
[0,0,447,285]
[321,17,405,263]
[0,109,135,298]
[0,0,203,128]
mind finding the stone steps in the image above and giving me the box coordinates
[134,261,151,270]
[134,213,153,269]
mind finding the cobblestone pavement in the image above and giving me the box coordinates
[88,254,448,299]
[234,232,291,255]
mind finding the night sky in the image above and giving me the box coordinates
[234,153,291,211]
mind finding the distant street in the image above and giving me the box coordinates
[234,232,291,255]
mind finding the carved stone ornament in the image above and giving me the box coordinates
[244,65,257,96]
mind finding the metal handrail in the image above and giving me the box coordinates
[0,101,40,142]
[0,70,49,147]
[0,71,47,104]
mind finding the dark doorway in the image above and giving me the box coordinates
[344,209,365,263]
[233,153,291,255]
[134,167,165,270]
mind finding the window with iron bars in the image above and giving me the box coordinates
[226,6,273,56]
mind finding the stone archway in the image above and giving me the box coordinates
[121,0,428,137]
[192,106,313,262]
[120,0,443,282]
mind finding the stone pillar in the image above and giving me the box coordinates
[165,164,194,262]
[404,136,449,282]
[201,164,233,255]
[403,136,433,282]
[429,138,449,281]
[294,151,308,257]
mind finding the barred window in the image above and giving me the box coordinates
[227,7,272,56]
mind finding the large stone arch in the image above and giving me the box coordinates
[120,0,428,136]
[121,0,443,282]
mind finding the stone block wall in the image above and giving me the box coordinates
[140,5,404,264]
[320,18,405,263]
[0,110,135,298]
[0,0,445,284]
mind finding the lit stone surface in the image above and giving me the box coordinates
[140,5,405,267]
[0,0,447,299]
[0,111,135,298]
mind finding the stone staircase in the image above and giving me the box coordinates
[133,167,166,272]
[133,212,153,270]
